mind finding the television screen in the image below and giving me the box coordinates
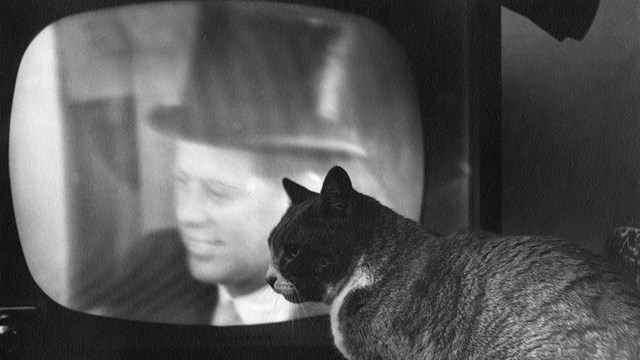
[12,0,426,325]
[2,0,500,358]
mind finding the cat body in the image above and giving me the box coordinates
[266,166,640,359]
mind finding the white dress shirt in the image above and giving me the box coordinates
[210,285,329,326]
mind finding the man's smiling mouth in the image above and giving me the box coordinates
[184,236,227,255]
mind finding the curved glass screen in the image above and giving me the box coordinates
[9,1,423,326]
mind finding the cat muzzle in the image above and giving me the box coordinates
[266,264,305,303]
[265,264,280,288]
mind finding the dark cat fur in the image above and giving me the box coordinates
[266,166,640,359]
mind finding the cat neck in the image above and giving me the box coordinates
[357,196,439,273]
[323,194,440,303]
[325,254,377,303]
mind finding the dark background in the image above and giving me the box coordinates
[502,0,640,253]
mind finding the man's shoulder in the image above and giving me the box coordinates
[143,227,181,242]
[138,227,183,252]
[108,228,218,325]
[124,228,185,274]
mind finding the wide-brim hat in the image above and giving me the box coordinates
[149,2,425,219]
[148,2,419,160]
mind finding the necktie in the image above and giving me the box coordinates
[211,298,242,326]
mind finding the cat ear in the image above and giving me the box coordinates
[282,178,316,204]
[320,166,353,215]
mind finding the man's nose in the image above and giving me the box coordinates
[265,265,278,288]
[176,201,211,228]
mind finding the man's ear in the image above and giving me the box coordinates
[320,166,353,216]
[283,178,316,204]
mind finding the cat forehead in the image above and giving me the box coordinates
[286,195,319,214]
[272,204,310,235]
[272,200,324,237]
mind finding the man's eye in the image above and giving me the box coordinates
[175,172,191,186]
[204,183,236,201]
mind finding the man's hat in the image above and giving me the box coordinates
[149,2,424,218]
[149,2,420,160]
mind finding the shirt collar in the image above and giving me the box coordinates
[211,285,329,326]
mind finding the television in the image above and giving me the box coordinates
[2,0,502,358]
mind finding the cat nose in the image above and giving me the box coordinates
[266,275,277,288]
[266,264,279,288]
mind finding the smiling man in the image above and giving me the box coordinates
[173,142,281,294]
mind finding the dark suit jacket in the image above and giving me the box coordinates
[104,229,218,325]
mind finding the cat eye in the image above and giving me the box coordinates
[318,257,330,269]
[284,243,301,258]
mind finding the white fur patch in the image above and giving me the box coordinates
[330,257,375,358]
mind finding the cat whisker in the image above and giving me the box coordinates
[288,289,298,341]
[295,289,310,318]
[246,286,290,324]
[267,292,281,314]
[290,287,328,339]
[295,286,308,337]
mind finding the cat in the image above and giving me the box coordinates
[266,166,640,360]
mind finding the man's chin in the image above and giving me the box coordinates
[186,259,269,293]
[186,258,235,284]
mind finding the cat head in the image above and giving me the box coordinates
[266,166,362,304]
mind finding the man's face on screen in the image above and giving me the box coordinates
[173,139,288,295]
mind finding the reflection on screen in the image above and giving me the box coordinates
[9,1,423,326]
